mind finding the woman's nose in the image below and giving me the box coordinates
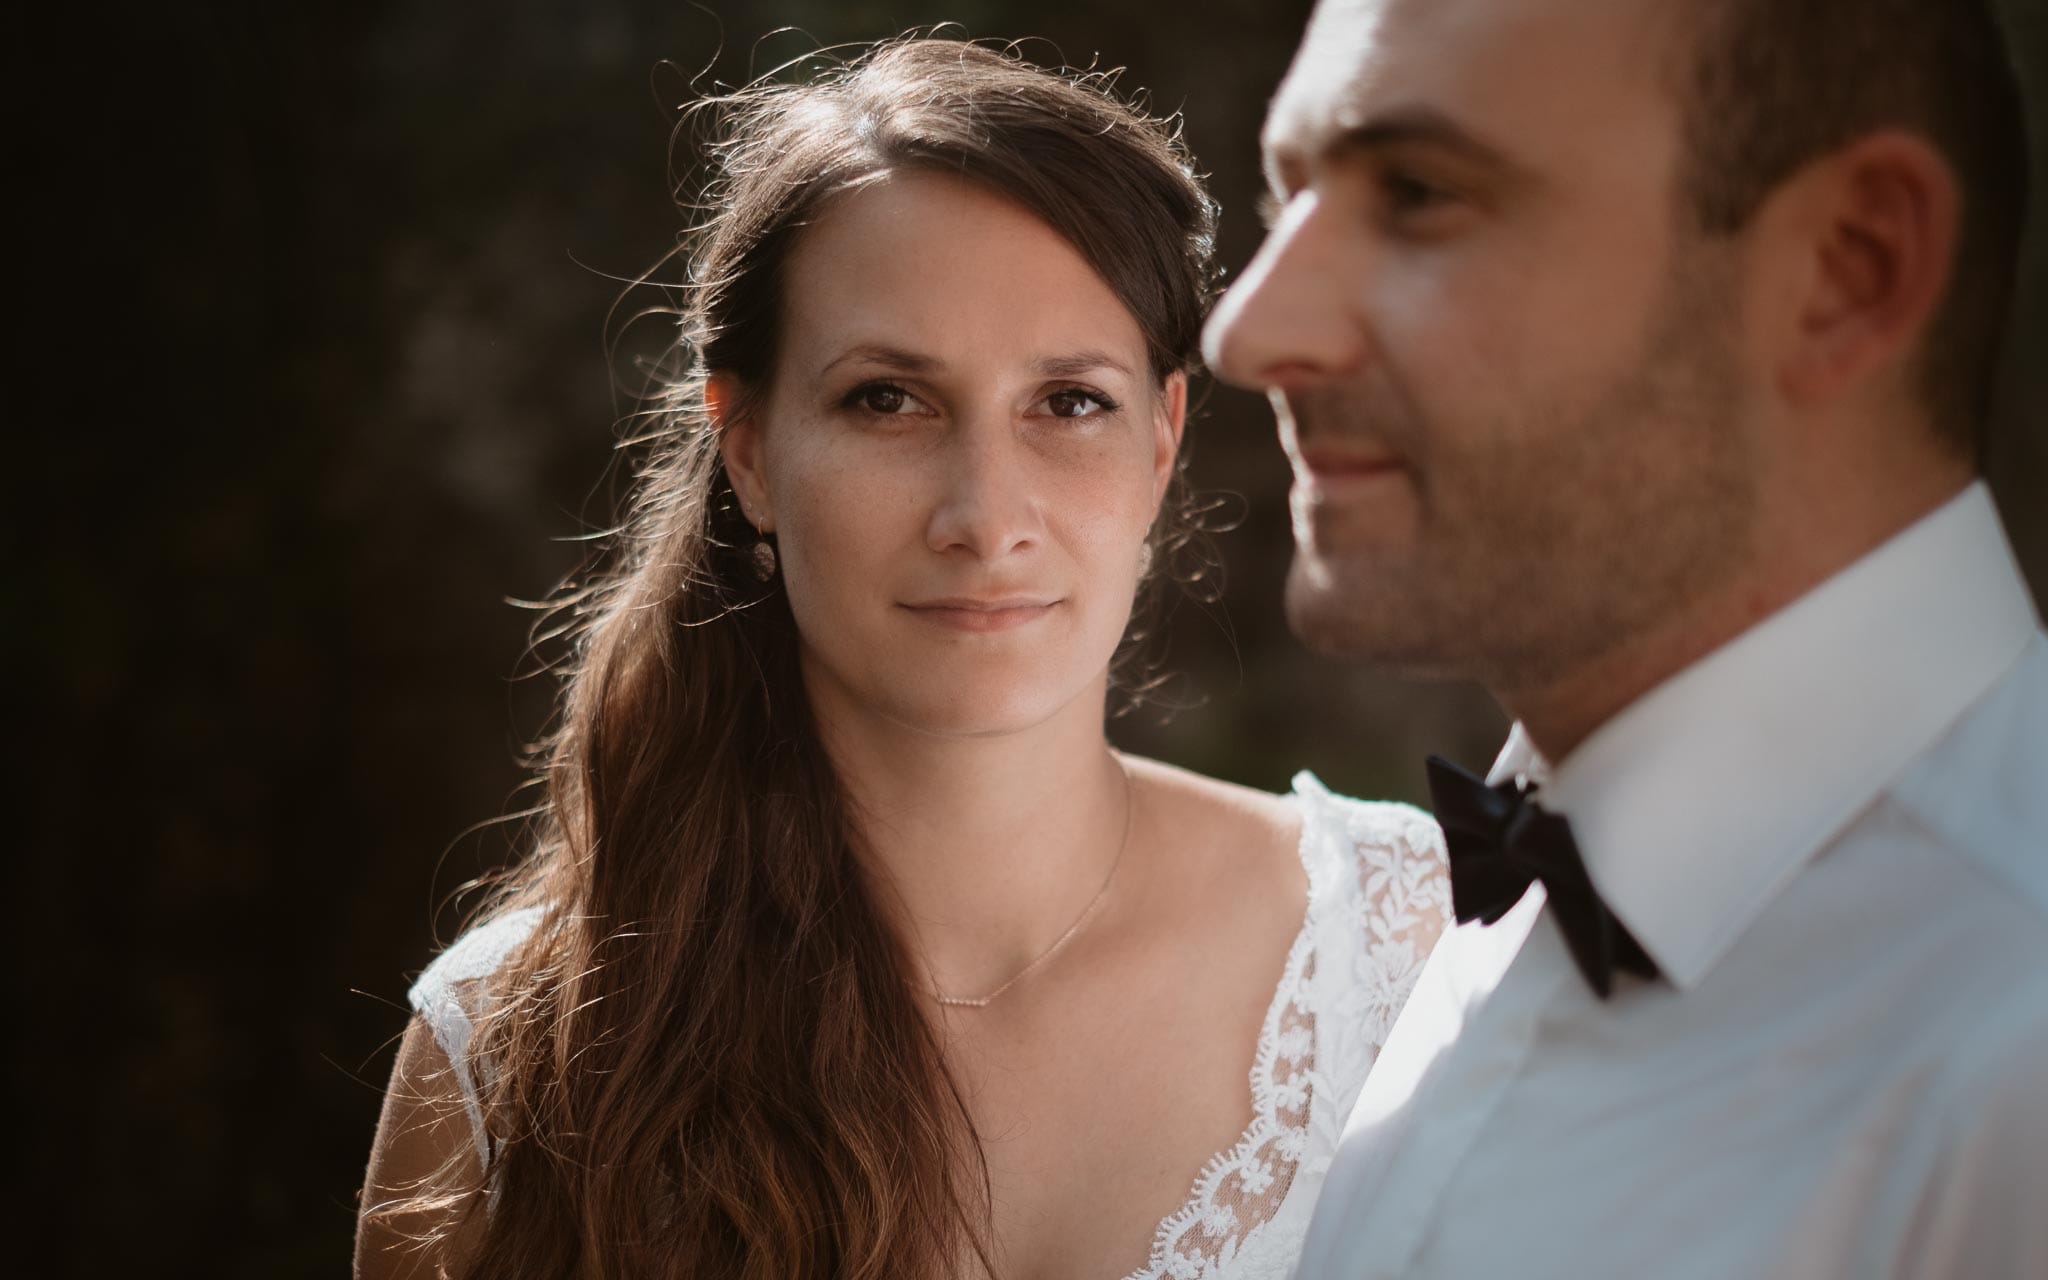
[923,423,1046,562]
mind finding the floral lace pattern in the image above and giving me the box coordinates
[1122,774,1451,1280]
[409,774,1450,1279]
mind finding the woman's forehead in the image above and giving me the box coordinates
[777,171,1151,378]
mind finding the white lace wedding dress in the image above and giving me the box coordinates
[410,772,1450,1280]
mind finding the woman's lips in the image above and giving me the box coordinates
[899,597,1061,632]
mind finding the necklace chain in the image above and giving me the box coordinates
[930,758,1135,1009]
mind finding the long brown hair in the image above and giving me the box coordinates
[391,37,1216,1279]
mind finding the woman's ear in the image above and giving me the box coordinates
[710,373,773,532]
[1153,370,1189,503]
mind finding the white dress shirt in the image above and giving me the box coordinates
[1296,482,2048,1279]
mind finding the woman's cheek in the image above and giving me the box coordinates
[785,484,901,590]
[775,429,905,547]
[1050,434,1155,537]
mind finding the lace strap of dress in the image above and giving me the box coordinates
[1292,772,1452,1057]
[1128,774,1449,1279]
[406,906,546,1170]
[1129,781,1332,1279]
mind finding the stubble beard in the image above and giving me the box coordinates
[1286,254,1757,692]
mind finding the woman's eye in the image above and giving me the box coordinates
[845,383,924,416]
[1041,388,1118,420]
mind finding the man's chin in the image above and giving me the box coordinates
[1284,554,1388,657]
[1282,555,1466,679]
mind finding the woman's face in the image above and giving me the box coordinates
[718,170,1186,739]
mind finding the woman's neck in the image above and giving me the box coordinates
[805,666,1132,1004]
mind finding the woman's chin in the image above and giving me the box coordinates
[881,691,1080,740]
[802,639,1114,742]
[852,668,1102,741]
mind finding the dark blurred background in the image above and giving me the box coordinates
[19,0,2044,1274]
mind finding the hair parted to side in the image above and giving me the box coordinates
[1672,0,2031,455]
[369,36,1217,1280]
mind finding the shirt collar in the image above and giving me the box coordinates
[1486,722,1552,791]
[1488,482,2040,990]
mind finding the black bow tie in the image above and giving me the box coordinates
[1425,755,1660,999]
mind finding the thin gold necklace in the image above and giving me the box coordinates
[930,758,1135,1009]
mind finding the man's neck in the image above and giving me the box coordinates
[1502,474,1975,763]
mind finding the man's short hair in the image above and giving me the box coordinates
[1674,0,2031,454]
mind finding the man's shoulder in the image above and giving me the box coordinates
[1920,959,2048,1187]
[1886,633,2048,926]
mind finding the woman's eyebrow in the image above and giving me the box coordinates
[818,346,1135,380]
[1037,350,1134,379]
[819,344,940,377]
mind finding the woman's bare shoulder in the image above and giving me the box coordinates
[1119,754,1305,876]
[355,1018,485,1280]
[1122,752,1301,821]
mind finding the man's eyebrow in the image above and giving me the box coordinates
[819,344,941,377]
[1273,105,1527,182]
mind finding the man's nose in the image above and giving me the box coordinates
[924,422,1046,562]
[1203,193,1368,392]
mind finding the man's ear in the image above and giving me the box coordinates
[1764,130,1959,411]
[710,373,773,532]
[1153,370,1189,503]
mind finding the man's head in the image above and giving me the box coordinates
[1205,0,2028,711]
